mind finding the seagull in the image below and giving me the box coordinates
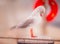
[11,6,46,29]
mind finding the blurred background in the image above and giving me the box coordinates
[0,0,60,44]
[0,0,60,36]
[0,0,60,30]
[0,0,34,31]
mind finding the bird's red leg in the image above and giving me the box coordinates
[30,28,37,38]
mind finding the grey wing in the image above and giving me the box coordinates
[10,19,34,29]
[18,19,34,28]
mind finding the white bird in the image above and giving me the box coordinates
[11,6,46,30]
